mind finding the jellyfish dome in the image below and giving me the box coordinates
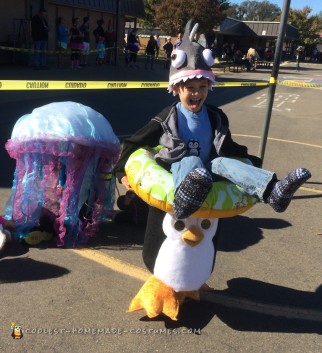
[5,101,121,247]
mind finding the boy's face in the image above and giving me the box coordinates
[173,78,210,112]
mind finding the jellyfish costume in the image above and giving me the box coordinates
[5,101,121,247]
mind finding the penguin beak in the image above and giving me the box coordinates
[181,225,204,247]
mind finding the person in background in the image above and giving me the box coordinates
[155,34,161,58]
[123,36,129,66]
[233,49,252,71]
[105,20,116,65]
[56,17,68,68]
[162,36,173,69]
[295,46,304,72]
[69,17,83,69]
[80,16,90,66]
[127,28,140,68]
[144,34,158,70]
[265,46,273,61]
[174,32,183,49]
[93,19,105,64]
[246,47,260,71]
[31,8,49,70]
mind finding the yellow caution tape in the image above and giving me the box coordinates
[269,77,277,84]
[277,80,322,88]
[0,80,169,90]
[0,79,320,90]
[0,80,270,90]
[0,45,114,55]
[215,81,269,87]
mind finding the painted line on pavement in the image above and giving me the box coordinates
[73,248,149,282]
[233,134,322,149]
[233,134,322,194]
[72,248,322,322]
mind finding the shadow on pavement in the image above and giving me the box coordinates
[137,277,322,334]
[218,215,291,252]
[86,219,145,250]
[0,257,69,283]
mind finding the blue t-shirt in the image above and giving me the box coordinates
[176,103,213,164]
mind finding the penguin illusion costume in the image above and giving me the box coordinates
[116,18,311,320]
[126,20,223,321]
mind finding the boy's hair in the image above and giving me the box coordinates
[173,77,213,93]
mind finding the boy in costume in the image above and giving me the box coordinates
[114,19,311,221]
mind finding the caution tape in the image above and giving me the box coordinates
[215,81,269,87]
[277,80,322,88]
[0,80,169,90]
[0,45,115,55]
[0,79,321,90]
[0,80,269,90]
[0,45,162,57]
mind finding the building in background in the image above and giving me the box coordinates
[213,17,299,60]
[0,0,145,64]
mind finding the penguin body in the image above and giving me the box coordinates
[154,213,219,292]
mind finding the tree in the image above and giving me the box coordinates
[227,0,281,21]
[139,0,158,30]
[139,0,228,35]
[288,6,322,45]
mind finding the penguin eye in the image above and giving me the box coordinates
[201,219,211,229]
[174,220,185,231]
[203,48,214,67]
[171,49,186,68]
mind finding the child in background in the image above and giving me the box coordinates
[96,36,106,65]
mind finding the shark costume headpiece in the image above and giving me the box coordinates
[168,19,216,94]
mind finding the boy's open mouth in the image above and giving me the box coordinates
[189,98,201,109]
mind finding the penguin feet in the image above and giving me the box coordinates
[128,275,200,321]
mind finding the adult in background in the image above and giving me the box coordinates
[56,17,68,68]
[246,47,260,71]
[162,36,173,69]
[127,28,140,68]
[31,8,49,70]
[233,49,252,71]
[80,16,90,66]
[144,35,158,70]
[93,19,105,65]
[105,20,116,65]
[295,46,304,72]
[69,17,83,69]
[155,34,161,58]
[174,32,183,49]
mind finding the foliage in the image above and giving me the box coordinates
[139,0,228,35]
[288,6,322,45]
[138,0,158,29]
[226,0,281,21]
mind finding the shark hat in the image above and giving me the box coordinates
[168,19,216,94]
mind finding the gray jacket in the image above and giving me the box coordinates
[153,104,230,165]
[113,103,254,182]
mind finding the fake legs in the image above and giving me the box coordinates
[211,157,311,212]
[211,157,275,202]
[171,156,275,219]
[171,156,275,202]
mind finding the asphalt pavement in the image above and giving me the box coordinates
[0,56,322,353]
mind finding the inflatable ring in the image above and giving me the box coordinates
[125,146,257,218]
